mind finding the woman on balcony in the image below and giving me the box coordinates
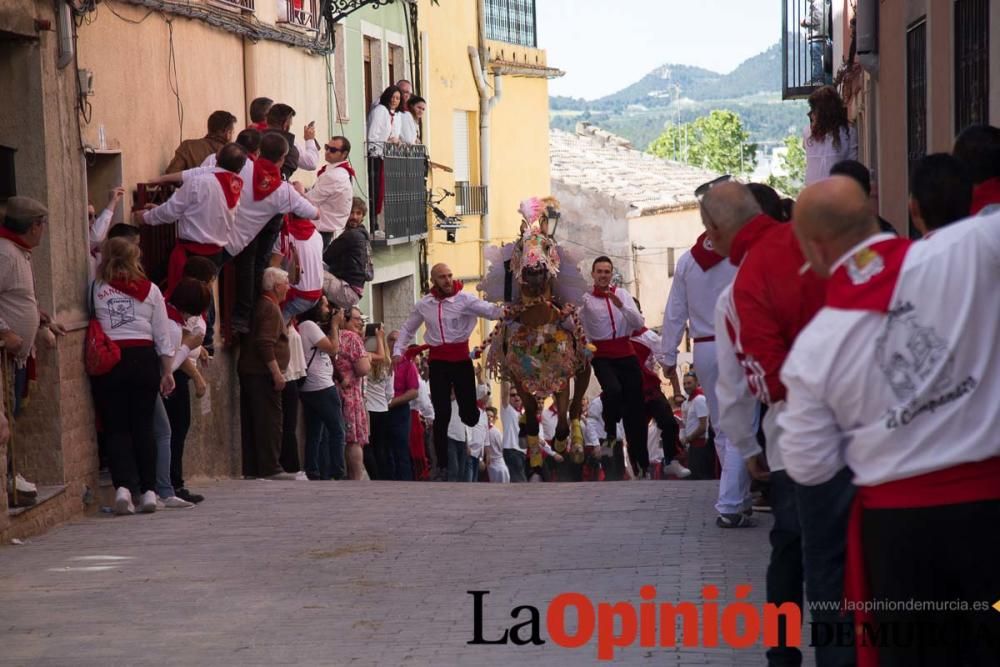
[803,86,858,186]
[366,85,403,235]
[399,95,426,145]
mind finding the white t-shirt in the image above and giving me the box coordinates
[299,320,335,392]
[803,124,859,186]
[448,399,468,442]
[682,394,709,440]
[501,405,524,451]
[399,112,420,145]
[365,370,394,412]
[468,408,488,458]
[486,427,504,467]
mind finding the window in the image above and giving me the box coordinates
[363,37,375,116]
[954,0,990,133]
[333,23,349,122]
[907,20,927,178]
[212,0,254,11]
[484,0,537,47]
[388,44,405,89]
[452,110,471,183]
[278,0,318,30]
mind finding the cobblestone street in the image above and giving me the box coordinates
[0,480,806,666]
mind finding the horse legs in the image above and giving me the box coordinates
[511,378,543,470]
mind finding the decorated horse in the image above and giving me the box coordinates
[475,197,593,470]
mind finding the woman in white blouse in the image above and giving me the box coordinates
[399,95,426,145]
[803,86,858,186]
[366,85,403,153]
[92,237,176,515]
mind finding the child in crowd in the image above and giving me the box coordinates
[323,197,373,309]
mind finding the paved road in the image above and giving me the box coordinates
[0,479,810,666]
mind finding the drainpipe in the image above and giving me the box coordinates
[468,47,501,272]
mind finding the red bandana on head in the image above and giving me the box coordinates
[109,278,152,302]
[431,279,462,300]
[826,238,913,313]
[165,303,186,326]
[690,232,725,271]
[214,171,243,209]
[252,158,282,201]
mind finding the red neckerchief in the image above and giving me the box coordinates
[109,278,152,302]
[285,215,316,241]
[252,158,282,201]
[249,121,269,131]
[336,161,356,179]
[970,177,1000,215]
[728,214,780,266]
[165,303,186,326]
[214,171,243,208]
[591,285,616,298]
[431,280,462,300]
[690,232,725,271]
[826,237,913,312]
[687,387,705,399]
[0,227,31,250]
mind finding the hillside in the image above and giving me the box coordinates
[550,42,807,149]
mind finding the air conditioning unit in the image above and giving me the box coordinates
[78,68,94,96]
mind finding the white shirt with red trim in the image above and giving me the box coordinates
[393,291,503,357]
[143,168,236,247]
[779,213,1000,487]
[681,394,709,440]
[580,286,644,346]
[93,280,172,356]
[224,176,318,257]
[660,251,737,367]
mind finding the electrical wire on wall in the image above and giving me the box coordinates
[165,18,184,143]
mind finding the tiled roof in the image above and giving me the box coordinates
[549,123,720,216]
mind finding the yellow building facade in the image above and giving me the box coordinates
[417,0,561,348]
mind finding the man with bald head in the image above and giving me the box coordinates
[780,177,1000,666]
[393,264,505,473]
[704,179,844,665]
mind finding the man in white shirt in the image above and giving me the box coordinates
[780,178,1000,666]
[141,142,248,292]
[466,404,488,483]
[680,372,711,476]
[484,407,508,483]
[393,263,505,479]
[580,256,647,479]
[500,382,527,482]
[445,391,468,482]
[225,133,318,332]
[306,136,355,250]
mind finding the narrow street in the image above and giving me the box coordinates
[0,480,797,666]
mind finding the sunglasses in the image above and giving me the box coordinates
[694,175,733,202]
[325,145,344,153]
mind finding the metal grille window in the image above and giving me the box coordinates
[484,0,537,48]
[212,0,254,11]
[455,182,488,216]
[782,0,833,99]
[279,0,319,30]
[955,0,990,133]
[907,20,927,177]
[376,143,428,245]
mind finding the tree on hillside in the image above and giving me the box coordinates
[648,110,758,176]
[766,134,806,196]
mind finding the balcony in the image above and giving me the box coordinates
[369,142,428,246]
[782,0,833,99]
[455,182,488,216]
[278,0,319,31]
[484,0,537,48]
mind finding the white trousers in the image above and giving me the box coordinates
[714,430,752,515]
[692,340,721,425]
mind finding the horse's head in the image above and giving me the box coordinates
[512,197,562,298]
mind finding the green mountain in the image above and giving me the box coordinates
[550,42,806,150]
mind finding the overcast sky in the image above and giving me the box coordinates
[537,0,782,100]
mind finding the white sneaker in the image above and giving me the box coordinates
[15,473,37,493]
[139,490,158,513]
[294,471,309,481]
[663,460,692,479]
[266,471,299,481]
[159,495,195,509]
[114,487,135,515]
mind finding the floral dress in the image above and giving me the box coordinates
[336,329,370,446]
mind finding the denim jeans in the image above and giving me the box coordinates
[447,438,467,482]
[282,295,319,323]
[503,449,527,483]
[767,471,804,667]
[152,395,175,498]
[299,386,346,480]
[809,39,829,83]
[796,467,856,667]
[387,404,413,481]
[464,454,480,482]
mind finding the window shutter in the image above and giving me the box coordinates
[453,111,471,183]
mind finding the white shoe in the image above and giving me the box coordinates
[15,473,37,493]
[294,471,309,481]
[159,495,194,509]
[266,471,299,481]
[139,490,158,514]
[663,460,692,479]
[114,487,135,515]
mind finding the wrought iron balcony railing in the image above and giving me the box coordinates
[368,142,428,245]
[782,0,833,99]
[454,182,488,217]
[279,0,319,30]
[484,0,537,47]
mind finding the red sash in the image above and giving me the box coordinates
[428,340,470,362]
[166,241,221,295]
[592,337,634,359]
[846,457,1000,667]
[690,232,725,271]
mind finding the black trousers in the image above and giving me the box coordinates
[591,356,648,472]
[861,499,1000,667]
[645,393,681,463]
[280,382,301,473]
[92,346,160,493]
[428,359,478,471]
[234,214,283,327]
[163,370,191,491]
[239,373,283,478]
[368,409,391,480]
[766,471,804,667]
